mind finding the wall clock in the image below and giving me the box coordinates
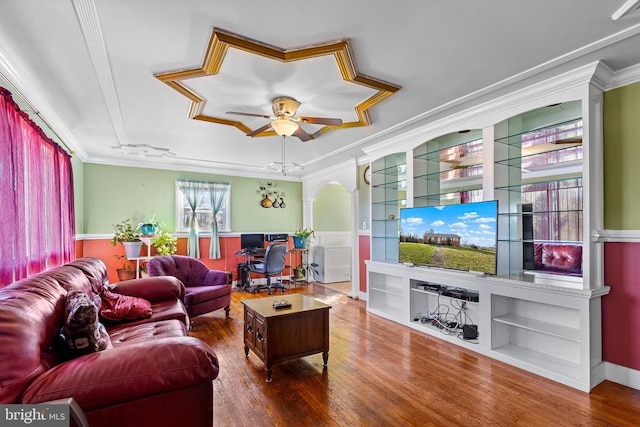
[363,165,371,185]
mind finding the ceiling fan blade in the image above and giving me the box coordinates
[297,116,343,126]
[246,123,273,137]
[293,126,313,142]
[227,111,274,119]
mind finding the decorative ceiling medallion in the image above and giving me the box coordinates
[154,29,401,139]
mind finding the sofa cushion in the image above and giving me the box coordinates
[60,291,112,358]
[99,288,152,321]
[184,285,230,306]
[107,319,187,346]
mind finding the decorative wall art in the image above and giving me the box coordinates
[257,182,286,209]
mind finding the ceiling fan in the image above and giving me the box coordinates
[226,96,343,142]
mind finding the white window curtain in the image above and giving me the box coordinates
[177,178,230,259]
[206,182,230,259]
[176,179,207,258]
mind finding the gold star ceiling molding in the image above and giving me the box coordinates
[154,29,401,140]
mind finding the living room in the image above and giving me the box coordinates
[2,1,640,425]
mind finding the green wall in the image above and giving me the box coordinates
[604,81,640,229]
[72,156,84,234]
[82,164,302,234]
[313,183,351,231]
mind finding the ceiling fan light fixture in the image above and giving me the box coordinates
[271,119,299,136]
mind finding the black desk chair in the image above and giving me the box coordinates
[250,244,287,295]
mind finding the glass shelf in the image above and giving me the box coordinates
[495,118,583,147]
[495,177,582,192]
[372,198,406,206]
[495,147,583,169]
[371,180,406,190]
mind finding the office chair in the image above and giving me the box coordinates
[249,244,287,295]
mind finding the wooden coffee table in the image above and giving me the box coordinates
[241,294,331,382]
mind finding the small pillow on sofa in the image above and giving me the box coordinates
[60,291,112,357]
[99,288,152,321]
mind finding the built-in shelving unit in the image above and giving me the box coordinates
[365,70,609,392]
[370,153,406,262]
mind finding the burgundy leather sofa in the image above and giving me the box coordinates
[0,257,219,427]
[148,255,232,318]
[534,242,583,276]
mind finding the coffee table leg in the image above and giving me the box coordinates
[322,351,329,367]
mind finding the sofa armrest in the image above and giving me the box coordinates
[21,337,218,411]
[202,270,229,287]
[112,276,185,301]
[41,397,89,427]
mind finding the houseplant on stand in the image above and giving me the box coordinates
[294,260,320,282]
[293,228,314,249]
[110,219,142,259]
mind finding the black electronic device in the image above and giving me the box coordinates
[522,203,535,271]
[240,233,264,250]
[265,233,288,242]
[440,287,479,302]
[236,263,250,289]
[462,324,479,340]
[420,282,442,292]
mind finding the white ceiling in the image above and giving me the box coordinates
[1,0,640,179]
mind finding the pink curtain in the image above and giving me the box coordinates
[0,87,75,287]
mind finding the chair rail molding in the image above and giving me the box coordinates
[592,229,640,243]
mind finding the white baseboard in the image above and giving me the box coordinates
[606,362,640,390]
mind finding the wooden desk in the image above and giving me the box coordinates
[241,294,331,382]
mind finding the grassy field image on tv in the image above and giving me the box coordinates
[399,201,498,274]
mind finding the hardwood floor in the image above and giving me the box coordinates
[189,284,640,426]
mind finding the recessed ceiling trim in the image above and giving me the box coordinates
[612,0,640,20]
[154,28,401,139]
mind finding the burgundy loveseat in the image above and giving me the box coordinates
[533,242,583,276]
[0,257,219,427]
[148,255,232,318]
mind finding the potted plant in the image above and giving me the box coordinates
[293,228,314,248]
[110,219,142,259]
[294,261,320,282]
[136,214,161,237]
[152,231,177,255]
[114,254,136,281]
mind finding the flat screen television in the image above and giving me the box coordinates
[399,200,498,275]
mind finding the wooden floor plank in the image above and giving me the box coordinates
[188,284,640,426]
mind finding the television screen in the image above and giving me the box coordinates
[399,200,498,274]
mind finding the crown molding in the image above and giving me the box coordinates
[0,45,88,159]
[606,62,640,90]
[83,156,303,182]
[363,61,605,161]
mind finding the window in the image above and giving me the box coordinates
[175,182,231,233]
